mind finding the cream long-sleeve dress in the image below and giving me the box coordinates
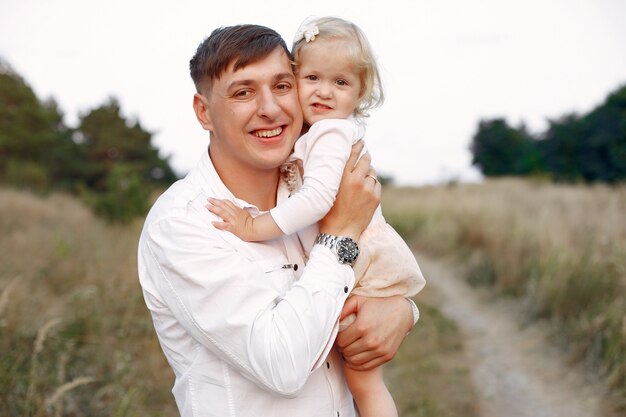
[270,118,426,299]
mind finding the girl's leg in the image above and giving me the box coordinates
[345,365,397,417]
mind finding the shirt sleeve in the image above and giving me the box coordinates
[270,119,365,235]
[139,208,355,396]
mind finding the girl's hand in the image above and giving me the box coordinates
[206,198,255,240]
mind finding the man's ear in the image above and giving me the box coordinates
[193,93,214,131]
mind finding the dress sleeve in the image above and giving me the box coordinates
[139,207,355,396]
[270,119,364,235]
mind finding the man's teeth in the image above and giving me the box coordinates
[255,127,283,138]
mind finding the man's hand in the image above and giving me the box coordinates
[319,141,381,241]
[336,295,413,370]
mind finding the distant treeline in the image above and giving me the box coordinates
[0,59,177,221]
[471,84,626,183]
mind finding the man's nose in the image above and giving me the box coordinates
[257,88,281,118]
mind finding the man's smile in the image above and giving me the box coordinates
[252,126,284,138]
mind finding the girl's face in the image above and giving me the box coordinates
[296,39,362,126]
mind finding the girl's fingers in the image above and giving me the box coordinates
[208,197,234,210]
[207,198,239,219]
[211,221,233,232]
[206,203,227,219]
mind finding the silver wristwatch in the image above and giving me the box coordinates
[314,233,359,266]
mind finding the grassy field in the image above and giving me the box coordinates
[383,178,626,411]
[0,187,476,416]
[0,189,176,416]
[385,297,478,417]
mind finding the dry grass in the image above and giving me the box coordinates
[10,179,621,414]
[383,178,626,410]
[0,188,176,417]
[0,187,477,416]
[386,287,479,417]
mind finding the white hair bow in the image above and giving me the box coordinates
[294,23,319,43]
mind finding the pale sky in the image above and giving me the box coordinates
[1,0,625,185]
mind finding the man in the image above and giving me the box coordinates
[138,24,416,417]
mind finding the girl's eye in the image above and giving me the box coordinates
[306,75,318,81]
[336,79,348,86]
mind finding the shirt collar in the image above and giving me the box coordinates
[192,145,290,214]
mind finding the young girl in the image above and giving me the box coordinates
[208,16,425,417]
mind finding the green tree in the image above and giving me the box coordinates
[471,84,626,184]
[577,85,626,183]
[470,119,542,177]
[76,98,177,220]
[1,59,179,221]
[540,85,626,183]
[0,60,83,190]
[539,114,584,182]
[77,98,176,191]
[82,163,151,222]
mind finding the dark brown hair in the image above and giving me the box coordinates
[190,24,291,93]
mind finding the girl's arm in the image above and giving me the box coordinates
[207,119,365,242]
[270,119,364,236]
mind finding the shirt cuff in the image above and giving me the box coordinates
[306,244,356,297]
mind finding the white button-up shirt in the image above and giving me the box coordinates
[138,148,357,417]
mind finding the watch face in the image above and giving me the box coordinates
[337,238,359,264]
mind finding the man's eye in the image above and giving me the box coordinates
[234,90,252,98]
[276,83,292,91]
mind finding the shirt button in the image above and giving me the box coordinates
[343,286,348,293]
[293,264,298,271]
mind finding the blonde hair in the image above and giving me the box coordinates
[292,16,384,118]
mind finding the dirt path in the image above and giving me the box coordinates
[416,252,610,417]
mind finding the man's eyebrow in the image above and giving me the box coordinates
[226,79,253,91]
[226,72,295,91]
[274,72,296,82]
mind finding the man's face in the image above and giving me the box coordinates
[202,47,303,175]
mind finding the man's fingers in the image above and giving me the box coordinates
[365,169,378,185]
[344,355,388,371]
[340,295,359,321]
[336,323,361,350]
[351,151,371,176]
[342,350,375,366]
[337,296,364,349]
[342,340,394,370]
[345,140,365,173]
